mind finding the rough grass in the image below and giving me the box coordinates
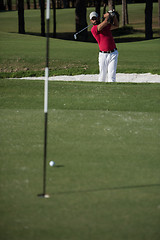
[0,32,160,77]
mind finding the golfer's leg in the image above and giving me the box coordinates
[108,50,118,82]
[98,52,107,82]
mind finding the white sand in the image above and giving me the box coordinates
[18,73,160,83]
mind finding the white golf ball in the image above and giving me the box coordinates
[49,161,55,167]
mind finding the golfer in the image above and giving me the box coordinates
[90,11,119,82]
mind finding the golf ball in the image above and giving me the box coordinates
[49,161,55,167]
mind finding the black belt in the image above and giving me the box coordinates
[100,48,117,53]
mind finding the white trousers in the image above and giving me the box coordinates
[98,50,118,82]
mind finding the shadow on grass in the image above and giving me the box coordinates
[52,183,160,195]
[24,26,160,43]
[25,30,146,43]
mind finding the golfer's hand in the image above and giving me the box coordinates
[103,12,110,20]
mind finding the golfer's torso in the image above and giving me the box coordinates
[91,24,116,52]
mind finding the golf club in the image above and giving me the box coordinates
[74,23,92,40]
[74,14,106,40]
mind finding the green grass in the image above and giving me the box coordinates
[117,39,160,74]
[1,79,160,112]
[0,79,160,240]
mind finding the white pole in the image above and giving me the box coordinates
[46,0,50,20]
[44,0,50,113]
[44,67,49,113]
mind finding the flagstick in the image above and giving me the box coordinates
[38,0,50,198]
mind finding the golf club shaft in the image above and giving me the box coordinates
[75,23,93,36]
[74,15,105,38]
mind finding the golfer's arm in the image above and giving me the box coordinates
[110,16,119,30]
[97,18,108,32]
